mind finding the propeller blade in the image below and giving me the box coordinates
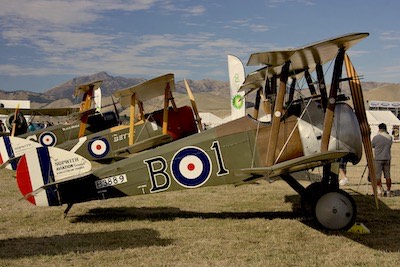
[344,53,379,209]
[184,79,203,132]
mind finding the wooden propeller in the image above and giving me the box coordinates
[10,103,20,137]
[344,53,379,209]
[184,79,203,132]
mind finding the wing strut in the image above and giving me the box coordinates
[287,78,296,105]
[344,53,379,208]
[305,70,317,95]
[111,95,121,124]
[316,63,328,111]
[129,93,136,146]
[77,83,98,138]
[266,61,290,166]
[253,88,262,119]
[320,48,345,152]
[162,82,177,135]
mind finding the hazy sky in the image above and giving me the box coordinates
[0,0,399,92]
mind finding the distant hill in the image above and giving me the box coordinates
[363,83,400,102]
[0,72,232,111]
[44,72,147,99]
[0,89,56,103]
[1,72,399,114]
[43,72,231,99]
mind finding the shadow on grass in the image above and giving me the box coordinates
[287,191,400,252]
[0,228,172,259]
[69,191,400,253]
[69,207,300,223]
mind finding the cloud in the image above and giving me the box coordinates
[383,44,399,49]
[224,19,270,33]
[384,65,400,72]
[161,3,206,16]
[0,0,267,83]
[268,0,315,7]
[380,31,400,41]
[347,49,370,57]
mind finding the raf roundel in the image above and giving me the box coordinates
[38,132,57,147]
[171,146,212,188]
[88,137,110,158]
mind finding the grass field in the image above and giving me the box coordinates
[1,144,400,266]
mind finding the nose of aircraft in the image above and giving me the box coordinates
[329,103,363,164]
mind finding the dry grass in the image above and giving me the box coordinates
[1,145,400,266]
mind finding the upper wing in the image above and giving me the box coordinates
[240,33,369,93]
[74,80,102,96]
[114,73,175,107]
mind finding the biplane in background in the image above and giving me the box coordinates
[1,74,200,170]
[0,80,120,169]
[0,80,119,141]
[15,32,379,231]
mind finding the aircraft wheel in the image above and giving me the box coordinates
[314,190,356,231]
[300,182,323,217]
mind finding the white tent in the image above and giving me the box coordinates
[366,110,400,141]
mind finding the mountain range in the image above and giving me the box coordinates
[0,72,399,115]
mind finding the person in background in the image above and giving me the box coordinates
[28,122,36,132]
[339,157,349,186]
[0,119,6,132]
[372,123,393,197]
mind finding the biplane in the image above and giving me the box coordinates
[0,80,119,141]
[15,32,378,231]
[0,80,120,169]
[0,74,199,170]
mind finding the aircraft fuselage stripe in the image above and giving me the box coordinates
[36,147,59,206]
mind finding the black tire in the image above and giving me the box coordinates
[300,182,323,217]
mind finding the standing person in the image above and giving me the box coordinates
[339,158,349,185]
[372,123,393,197]
[0,119,6,132]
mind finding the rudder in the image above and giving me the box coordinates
[16,146,92,206]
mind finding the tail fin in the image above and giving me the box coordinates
[0,136,42,170]
[227,54,246,120]
[16,146,92,206]
[94,86,102,113]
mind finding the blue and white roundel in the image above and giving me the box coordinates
[39,132,57,147]
[88,137,110,158]
[171,146,212,188]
